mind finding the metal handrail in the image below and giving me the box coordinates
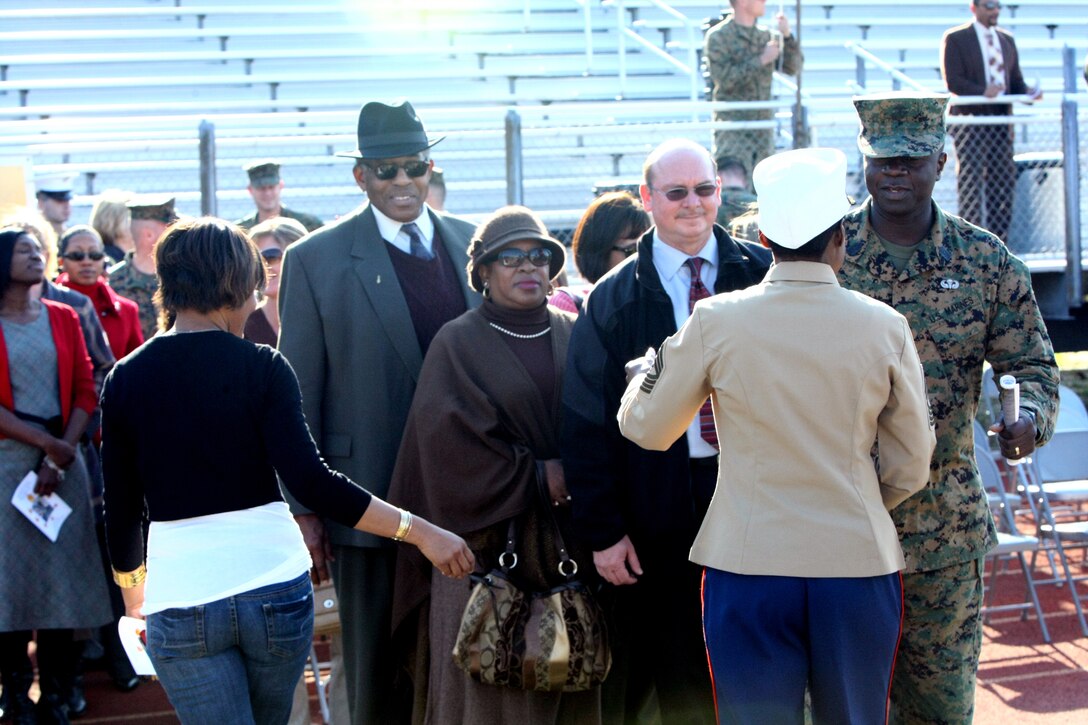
[609,0,701,102]
[845,41,929,92]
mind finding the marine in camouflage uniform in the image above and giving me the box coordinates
[107,251,159,341]
[704,7,802,176]
[716,187,758,230]
[839,92,1060,724]
[233,160,324,233]
[234,206,324,234]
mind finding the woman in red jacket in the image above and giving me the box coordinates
[0,227,111,723]
[56,225,144,360]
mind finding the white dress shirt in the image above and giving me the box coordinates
[650,230,719,459]
[371,204,436,256]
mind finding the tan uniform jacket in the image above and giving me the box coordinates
[619,262,934,578]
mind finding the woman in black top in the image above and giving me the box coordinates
[100,218,473,725]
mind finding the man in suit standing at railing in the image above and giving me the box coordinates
[704,0,802,180]
[941,0,1041,242]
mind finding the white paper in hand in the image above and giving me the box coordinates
[118,616,156,676]
[10,471,72,542]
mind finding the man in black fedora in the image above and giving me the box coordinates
[277,99,479,724]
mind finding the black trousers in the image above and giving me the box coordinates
[951,122,1016,241]
[599,459,718,725]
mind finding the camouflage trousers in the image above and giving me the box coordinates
[711,118,773,179]
[889,558,984,725]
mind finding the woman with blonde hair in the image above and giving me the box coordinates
[89,191,134,265]
[244,216,308,346]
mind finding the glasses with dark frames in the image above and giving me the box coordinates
[61,250,106,262]
[494,247,553,268]
[612,244,638,257]
[365,160,430,180]
[651,183,718,202]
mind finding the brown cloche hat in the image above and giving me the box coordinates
[336,100,444,160]
[466,205,566,292]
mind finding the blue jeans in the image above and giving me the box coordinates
[146,572,313,725]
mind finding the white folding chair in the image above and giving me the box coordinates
[1017,437,1088,637]
[975,441,1050,641]
[1056,385,1088,432]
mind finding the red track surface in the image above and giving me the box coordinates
[27,555,1088,724]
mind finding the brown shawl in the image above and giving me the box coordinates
[387,305,580,718]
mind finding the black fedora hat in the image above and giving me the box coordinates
[336,100,444,160]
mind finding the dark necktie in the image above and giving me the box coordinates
[403,222,433,261]
[685,258,719,450]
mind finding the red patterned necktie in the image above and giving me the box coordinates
[685,258,719,450]
[984,30,1005,88]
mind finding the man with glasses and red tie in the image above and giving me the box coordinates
[277,99,479,725]
[941,0,1041,241]
[561,138,769,724]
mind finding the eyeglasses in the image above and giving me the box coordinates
[365,160,430,180]
[260,248,284,262]
[494,247,553,268]
[651,183,718,202]
[612,244,637,257]
[61,250,106,262]
[980,2,1000,9]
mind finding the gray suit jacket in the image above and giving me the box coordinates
[277,203,479,548]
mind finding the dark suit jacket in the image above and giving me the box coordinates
[941,21,1027,116]
[277,203,479,548]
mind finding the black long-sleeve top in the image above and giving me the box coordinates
[101,330,372,572]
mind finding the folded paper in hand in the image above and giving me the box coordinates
[11,471,72,542]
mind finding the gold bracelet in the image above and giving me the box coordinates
[392,509,413,542]
[112,564,147,589]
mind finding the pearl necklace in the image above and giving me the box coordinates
[488,322,551,339]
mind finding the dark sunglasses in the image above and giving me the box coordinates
[61,250,106,262]
[652,183,718,202]
[365,160,430,181]
[980,1,1000,8]
[495,247,553,268]
[260,248,284,262]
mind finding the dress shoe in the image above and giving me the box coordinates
[66,685,86,718]
[111,675,141,693]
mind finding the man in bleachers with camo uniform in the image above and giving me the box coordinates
[234,160,324,233]
[704,0,802,176]
[108,196,177,340]
[839,91,1060,724]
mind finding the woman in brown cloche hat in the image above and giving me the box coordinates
[388,206,602,723]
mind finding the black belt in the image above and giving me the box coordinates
[689,455,719,469]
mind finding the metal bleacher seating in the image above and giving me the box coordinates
[0,0,1084,230]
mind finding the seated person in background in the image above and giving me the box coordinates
[715,155,758,229]
[100,218,473,725]
[244,217,308,346]
[426,165,447,211]
[549,191,650,314]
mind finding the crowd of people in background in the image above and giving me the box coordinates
[0,2,1077,724]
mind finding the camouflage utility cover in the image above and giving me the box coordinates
[854,92,950,158]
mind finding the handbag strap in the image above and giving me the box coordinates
[498,517,519,573]
[535,464,579,580]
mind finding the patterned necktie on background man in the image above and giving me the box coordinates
[402,222,433,260]
[685,257,719,450]
[984,29,1005,89]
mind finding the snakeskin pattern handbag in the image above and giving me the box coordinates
[452,502,611,692]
